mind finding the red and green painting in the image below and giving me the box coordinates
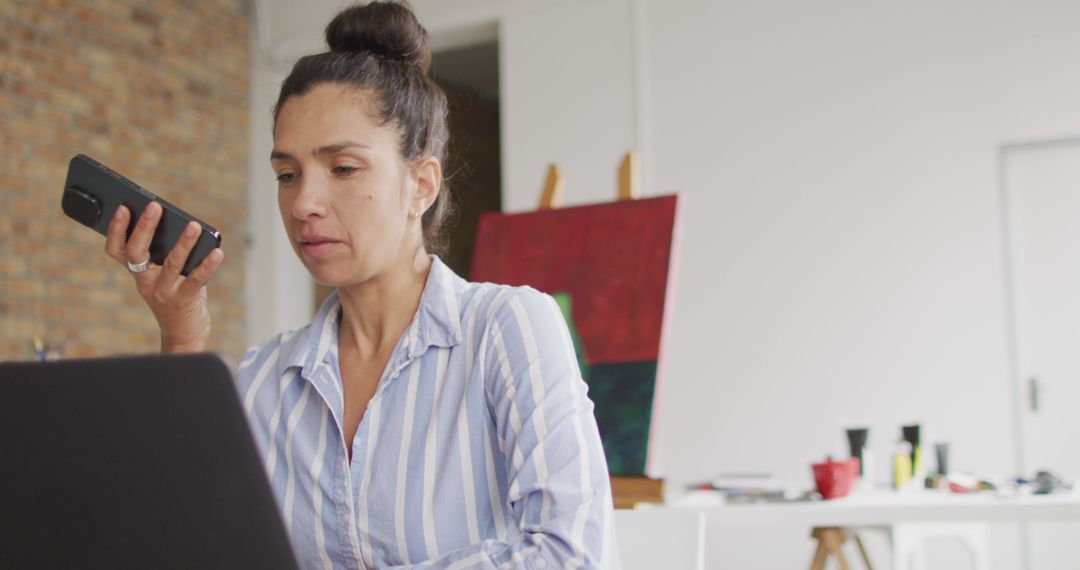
[470,195,679,476]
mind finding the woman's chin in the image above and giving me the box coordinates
[310,273,348,289]
[307,264,373,289]
[305,262,345,288]
[299,249,385,289]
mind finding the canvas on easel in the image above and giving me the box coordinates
[469,154,679,477]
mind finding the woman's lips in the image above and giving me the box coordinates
[300,239,341,259]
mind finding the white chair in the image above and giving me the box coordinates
[613,509,706,570]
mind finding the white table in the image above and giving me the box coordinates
[666,490,1080,525]
[652,490,1080,569]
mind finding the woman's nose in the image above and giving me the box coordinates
[291,175,328,220]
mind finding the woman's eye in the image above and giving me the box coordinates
[276,172,297,184]
[333,165,358,176]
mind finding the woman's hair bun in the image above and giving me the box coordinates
[325,1,432,74]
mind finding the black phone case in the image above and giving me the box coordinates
[61,154,221,277]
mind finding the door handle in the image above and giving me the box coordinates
[1029,376,1043,413]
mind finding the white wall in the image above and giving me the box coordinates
[646,0,1080,485]
[249,0,1080,566]
[500,0,637,210]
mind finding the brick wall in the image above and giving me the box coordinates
[0,0,250,361]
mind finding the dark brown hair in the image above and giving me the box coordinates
[273,1,452,255]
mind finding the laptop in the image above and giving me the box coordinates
[0,353,300,569]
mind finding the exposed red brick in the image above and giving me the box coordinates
[130,7,161,29]
[1,0,251,361]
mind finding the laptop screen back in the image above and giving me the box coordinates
[0,353,299,570]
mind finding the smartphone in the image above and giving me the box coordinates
[61,154,221,277]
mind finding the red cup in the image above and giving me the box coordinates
[812,457,860,500]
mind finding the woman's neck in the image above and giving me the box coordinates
[336,247,432,359]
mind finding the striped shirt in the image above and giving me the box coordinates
[236,256,619,569]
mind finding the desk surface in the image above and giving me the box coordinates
[656,490,1080,526]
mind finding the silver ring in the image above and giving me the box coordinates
[127,258,151,273]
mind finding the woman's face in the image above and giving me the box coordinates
[271,83,436,287]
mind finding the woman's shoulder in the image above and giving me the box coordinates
[460,280,586,403]
[459,280,562,331]
[456,281,575,367]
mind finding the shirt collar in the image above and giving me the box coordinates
[282,255,465,379]
[411,255,465,355]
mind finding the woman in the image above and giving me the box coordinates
[103,2,617,568]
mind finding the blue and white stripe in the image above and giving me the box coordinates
[235,256,618,569]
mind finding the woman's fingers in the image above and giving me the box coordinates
[100,201,217,354]
[124,201,161,267]
[104,205,130,263]
[176,248,224,299]
[158,221,202,291]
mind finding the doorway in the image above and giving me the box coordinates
[1001,136,1080,570]
[431,39,502,277]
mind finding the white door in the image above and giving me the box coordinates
[1003,138,1080,570]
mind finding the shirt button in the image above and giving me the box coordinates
[535,559,546,569]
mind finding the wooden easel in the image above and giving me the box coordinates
[539,151,663,509]
[609,475,664,509]
[537,151,641,209]
[809,527,873,570]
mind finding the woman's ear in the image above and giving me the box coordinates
[410,156,442,218]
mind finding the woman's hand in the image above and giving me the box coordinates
[103,202,225,353]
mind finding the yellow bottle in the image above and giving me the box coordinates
[894,442,913,490]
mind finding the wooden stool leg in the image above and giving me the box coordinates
[822,528,852,570]
[853,533,874,570]
[809,527,876,570]
[810,541,828,570]
[811,527,854,570]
